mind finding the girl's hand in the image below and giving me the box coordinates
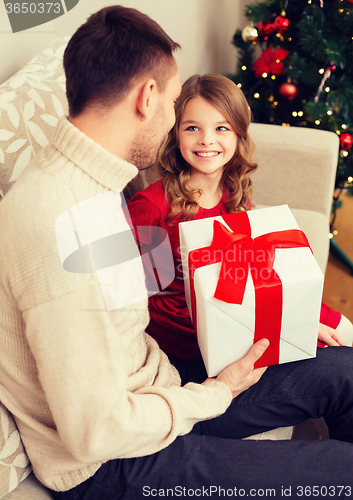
[318,322,346,347]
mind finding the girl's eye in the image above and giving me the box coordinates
[186,126,199,132]
[217,126,229,131]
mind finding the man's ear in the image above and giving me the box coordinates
[136,79,158,121]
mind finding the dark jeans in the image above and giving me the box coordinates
[51,347,353,500]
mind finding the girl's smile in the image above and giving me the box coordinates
[194,151,221,158]
[178,96,238,180]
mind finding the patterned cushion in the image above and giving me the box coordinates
[0,403,31,499]
[0,37,69,198]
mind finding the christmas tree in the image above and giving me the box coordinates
[229,0,353,204]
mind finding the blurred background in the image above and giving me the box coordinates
[0,0,248,85]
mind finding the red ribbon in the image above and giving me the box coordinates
[188,212,311,369]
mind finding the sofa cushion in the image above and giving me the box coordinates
[255,204,329,274]
[0,37,69,198]
[0,403,31,499]
[2,473,52,500]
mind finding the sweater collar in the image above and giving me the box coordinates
[52,116,138,190]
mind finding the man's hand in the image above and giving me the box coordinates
[214,339,270,399]
[318,322,346,347]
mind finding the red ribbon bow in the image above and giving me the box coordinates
[188,212,311,368]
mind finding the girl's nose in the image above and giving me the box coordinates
[200,132,214,145]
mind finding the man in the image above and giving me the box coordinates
[0,6,353,499]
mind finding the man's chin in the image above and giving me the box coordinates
[127,144,165,170]
[134,156,157,171]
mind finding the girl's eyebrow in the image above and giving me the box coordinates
[180,119,231,126]
[180,119,198,125]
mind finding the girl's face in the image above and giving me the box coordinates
[178,96,237,181]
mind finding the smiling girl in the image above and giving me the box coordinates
[127,73,348,364]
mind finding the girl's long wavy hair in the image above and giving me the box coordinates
[158,74,257,224]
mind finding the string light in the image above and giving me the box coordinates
[327,110,333,115]
[341,151,349,157]
[254,93,260,98]
[348,176,353,183]
[282,123,290,127]
[329,233,333,239]
[325,86,330,92]
[237,83,242,88]
[298,111,304,117]
[315,119,321,125]
[271,75,276,80]
[342,124,347,129]
[241,65,247,71]
[292,111,298,117]
[319,68,325,74]
[262,72,268,78]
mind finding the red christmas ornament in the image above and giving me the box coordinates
[263,23,275,36]
[274,15,290,33]
[340,132,353,151]
[253,48,290,78]
[257,20,264,36]
[279,82,298,100]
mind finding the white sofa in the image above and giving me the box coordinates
[0,38,341,499]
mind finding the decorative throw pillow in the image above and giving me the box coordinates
[0,37,69,198]
[0,403,31,499]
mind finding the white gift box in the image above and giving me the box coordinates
[179,205,324,377]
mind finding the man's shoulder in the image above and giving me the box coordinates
[1,155,68,211]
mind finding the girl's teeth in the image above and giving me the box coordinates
[195,152,219,157]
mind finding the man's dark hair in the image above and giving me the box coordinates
[63,5,180,117]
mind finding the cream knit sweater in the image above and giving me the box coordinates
[0,117,232,492]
